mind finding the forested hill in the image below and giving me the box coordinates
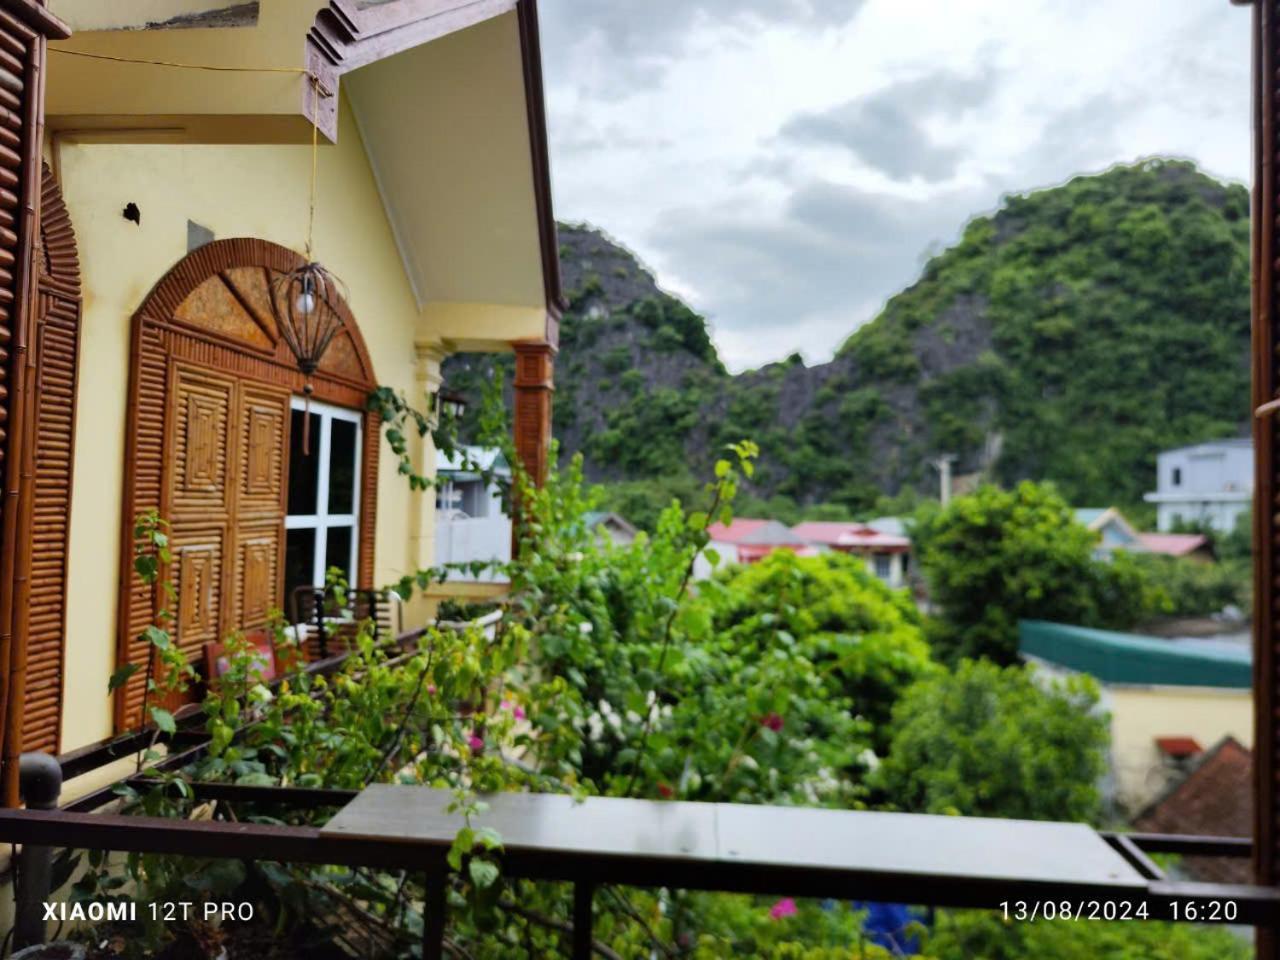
[444,160,1251,520]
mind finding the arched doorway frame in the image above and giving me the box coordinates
[114,238,380,731]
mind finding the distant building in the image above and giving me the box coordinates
[1020,620,1251,814]
[792,521,912,588]
[1133,736,1251,884]
[694,519,814,579]
[1143,438,1253,533]
[583,511,639,545]
[1075,507,1143,555]
[435,447,511,581]
[1075,507,1213,561]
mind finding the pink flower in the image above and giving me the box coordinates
[502,700,527,721]
[468,734,484,753]
[768,898,797,921]
[760,713,784,732]
[427,684,437,696]
[514,706,527,720]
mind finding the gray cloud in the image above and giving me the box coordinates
[780,67,999,182]
[540,1,866,93]
[649,180,982,355]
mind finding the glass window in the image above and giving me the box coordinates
[284,398,361,622]
[874,554,892,580]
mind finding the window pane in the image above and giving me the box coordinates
[288,409,320,515]
[324,525,354,586]
[328,418,358,514]
[285,528,317,622]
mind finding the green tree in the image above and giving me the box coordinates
[914,482,1104,663]
[709,551,936,751]
[874,660,1107,823]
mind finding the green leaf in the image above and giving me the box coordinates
[468,859,500,890]
[150,707,176,734]
[107,662,140,692]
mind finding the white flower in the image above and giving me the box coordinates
[739,755,759,771]
[858,749,881,771]
[645,690,657,707]
[578,622,593,635]
[568,551,585,563]
[586,714,604,742]
[624,710,642,726]
[598,699,614,715]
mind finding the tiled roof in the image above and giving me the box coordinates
[1133,736,1251,884]
[706,519,806,546]
[1136,532,1210,557]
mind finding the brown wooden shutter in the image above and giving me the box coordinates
[118,366,290,724]
[23,165,81,754]
[0,1,69,798]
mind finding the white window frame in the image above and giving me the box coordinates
[285,396,362,594]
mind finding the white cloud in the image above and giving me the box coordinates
[541,0,1252,372]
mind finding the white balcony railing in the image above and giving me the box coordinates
[434,510,511,582]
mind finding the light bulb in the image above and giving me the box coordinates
[294,289,317,317]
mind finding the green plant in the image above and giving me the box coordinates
[873,659,1107,823]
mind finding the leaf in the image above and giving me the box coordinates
[150,707,176,734]
[108,662,141,692]
[468,859,500,890]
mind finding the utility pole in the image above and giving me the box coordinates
[929,454,957,506]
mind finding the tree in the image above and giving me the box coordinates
[913,482,1105,663]
[873,659,1107,824]
[709,551,936,751]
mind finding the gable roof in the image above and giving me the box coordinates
[1133,736,1251,883]
[707,519,807,546]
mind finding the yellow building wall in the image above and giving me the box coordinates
[1106,685,1253,813]
[54,96,427,752]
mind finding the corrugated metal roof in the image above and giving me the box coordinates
[1019,620,1251,689]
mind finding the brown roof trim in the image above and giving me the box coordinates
[516,0,565,341]
[306,0,563,343]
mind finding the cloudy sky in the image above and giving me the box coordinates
[536,0,1252,372]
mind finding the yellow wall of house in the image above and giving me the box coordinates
[54,97,429,751]
[1106,685,1252,813]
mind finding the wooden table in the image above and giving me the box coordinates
[323,785,1148,959]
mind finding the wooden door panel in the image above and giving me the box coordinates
[233,521,283,631]
[238,385,288,518]
[172,527,225,659]
[170,366,235,516]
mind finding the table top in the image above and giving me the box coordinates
[321,786,1146,890]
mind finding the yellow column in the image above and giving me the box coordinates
[403,341,448,626]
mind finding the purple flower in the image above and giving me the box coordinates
[468,734,484,753]
[760,713,784,732]
[768,898,797,921]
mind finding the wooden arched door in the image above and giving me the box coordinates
[115,240,380,730]
[24,166,81,754]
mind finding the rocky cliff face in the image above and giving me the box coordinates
[445,160,1251,513]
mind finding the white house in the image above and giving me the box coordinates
[792,521,912,588]
[434,447,511,581]
[1143,439,1253,533]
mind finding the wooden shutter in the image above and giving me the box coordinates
[0,1,70,798]
[118,366,290,724]
[23,165,81,754]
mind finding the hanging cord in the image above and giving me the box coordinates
[49,47,310,76]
